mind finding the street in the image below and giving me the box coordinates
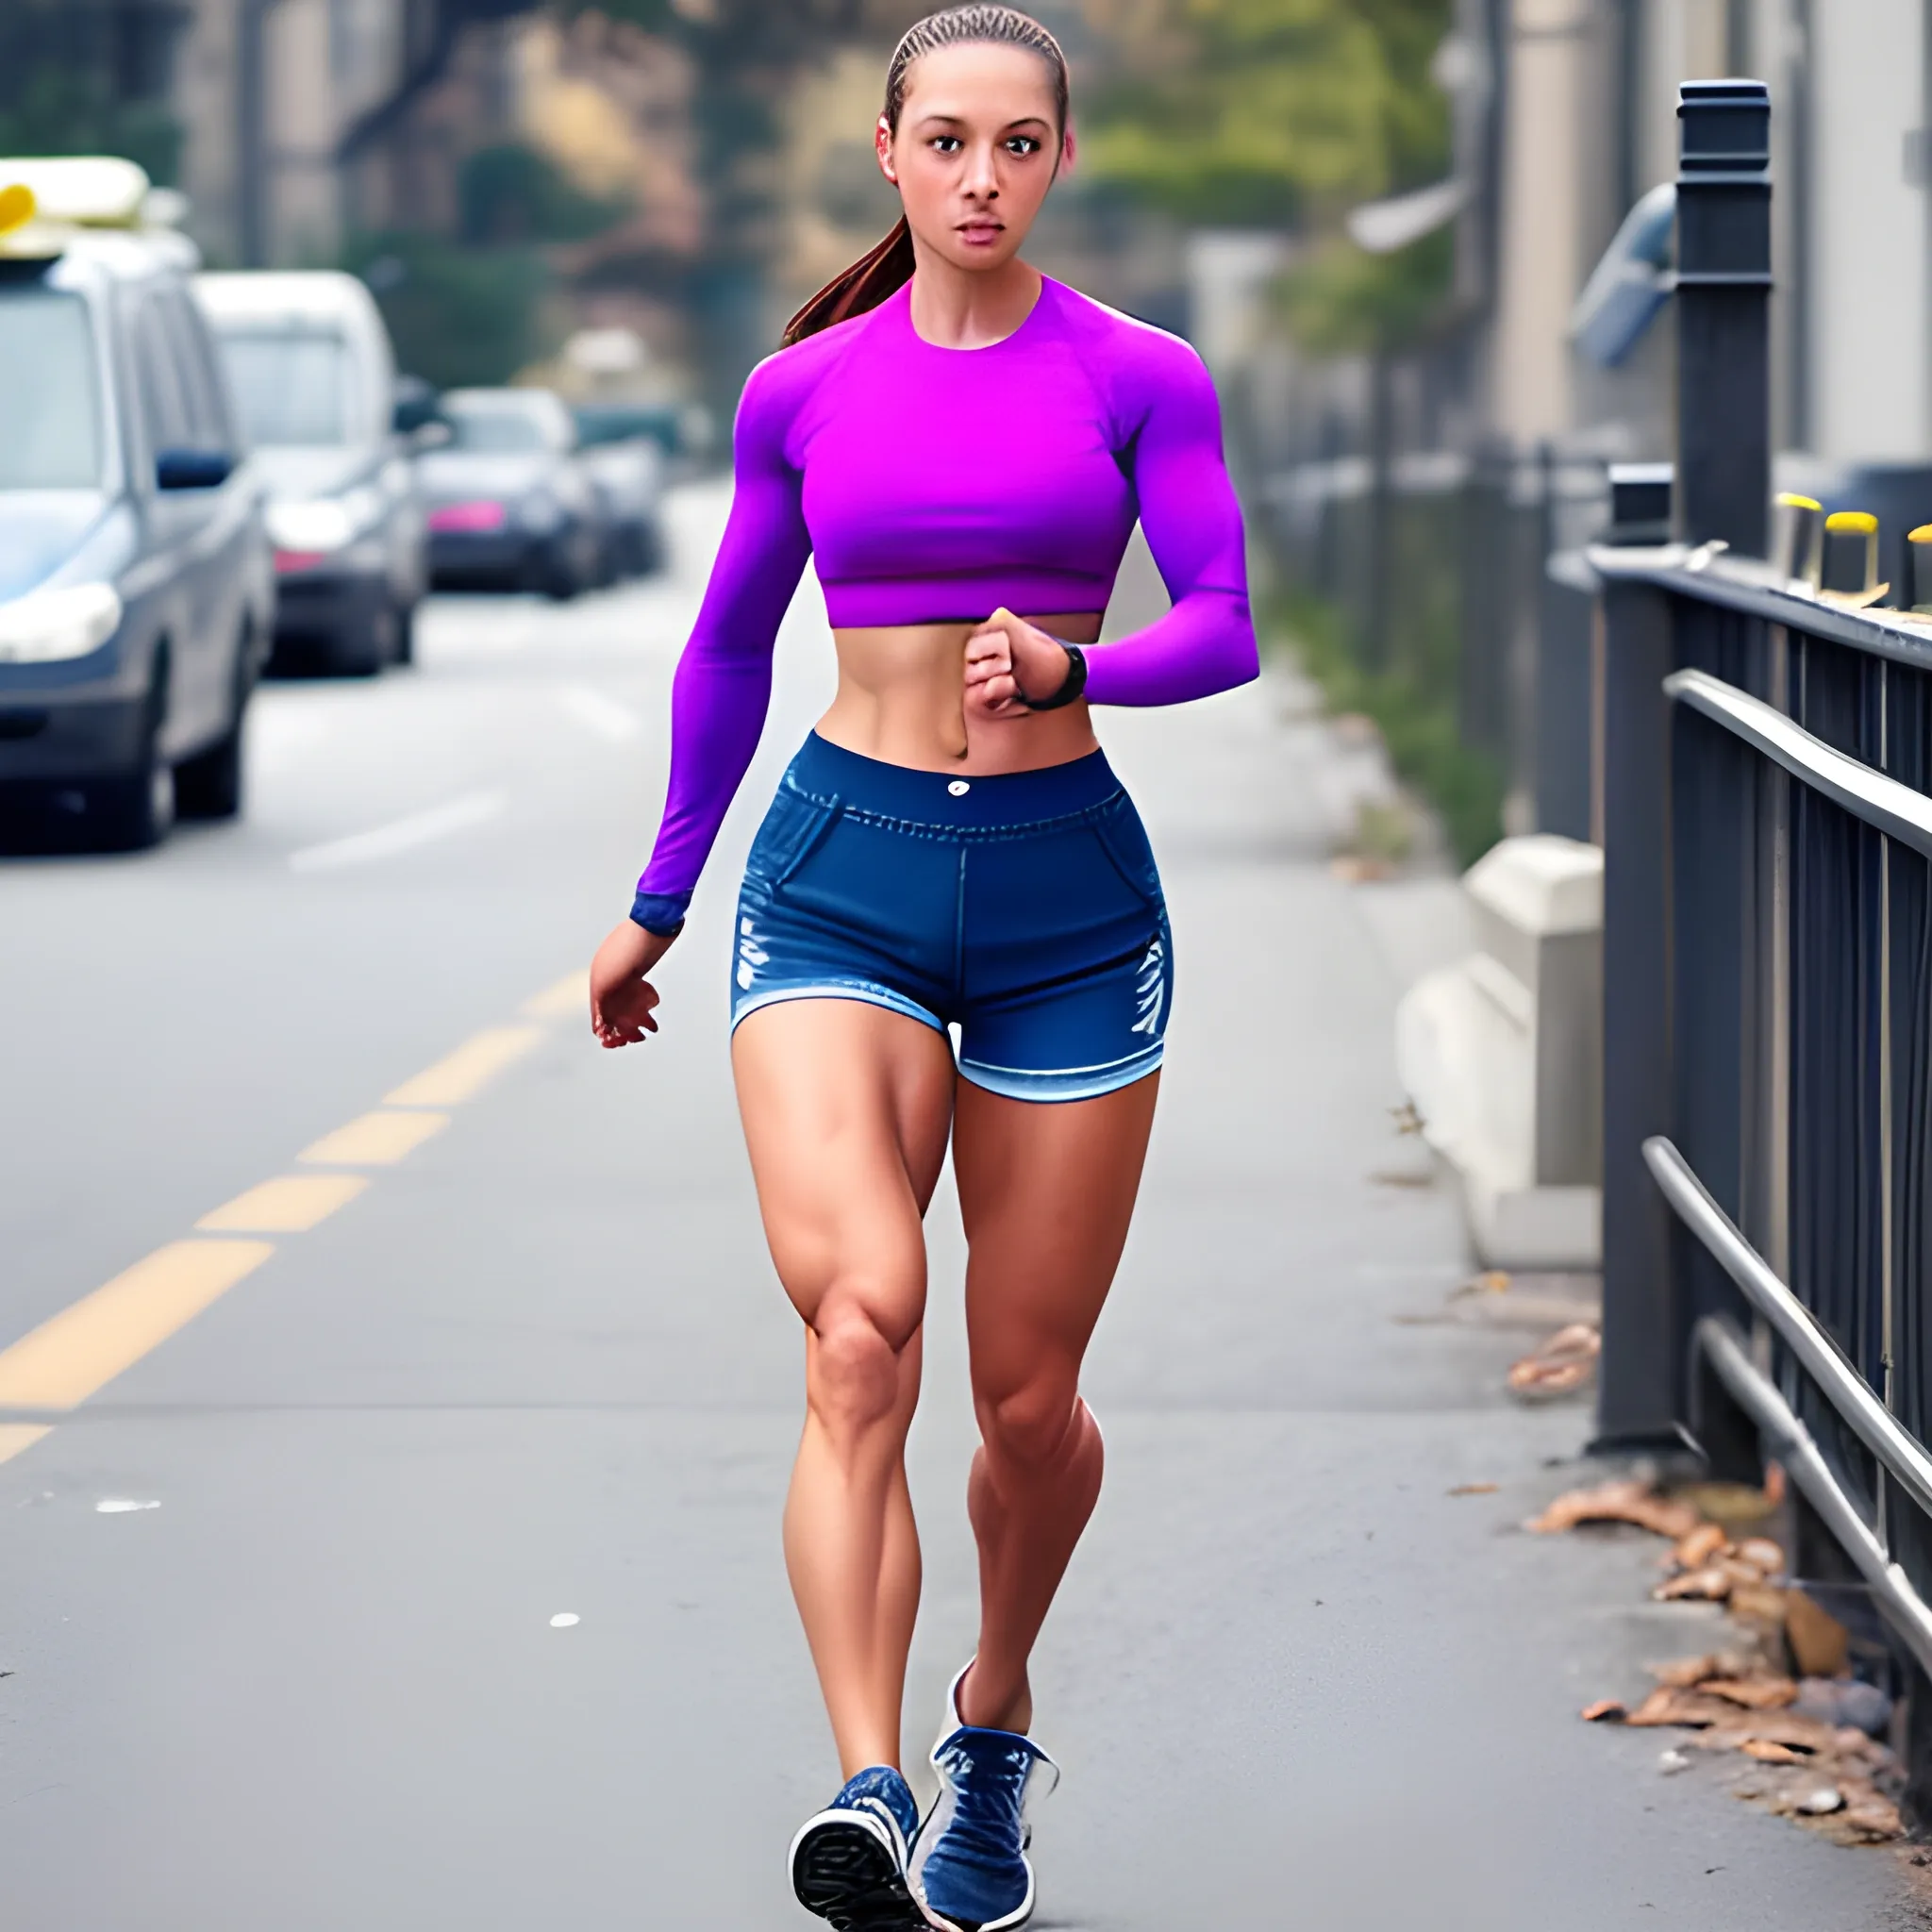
[0,481,1917,1929]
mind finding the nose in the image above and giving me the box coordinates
[962,140,1000,201]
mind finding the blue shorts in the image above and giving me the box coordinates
[731,734,1172,1103]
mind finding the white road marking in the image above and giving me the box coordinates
[289,791,506,873]
[549,1612,580,1628]
[557,683,641,742]
[96,1498,161,1514]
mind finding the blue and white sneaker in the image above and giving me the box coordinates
[790,1764,925,1930]
[910,1664,1060,1932]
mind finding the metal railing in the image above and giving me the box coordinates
[1597,539,1932,1672]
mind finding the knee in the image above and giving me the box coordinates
[808,1303,907,1440]
[977,1374,1084,1475]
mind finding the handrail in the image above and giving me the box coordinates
[1663,668,1932,862]
[1696,1316,1932,1681]
[1643,1136,1932,1519]
[1588,542,1932,675]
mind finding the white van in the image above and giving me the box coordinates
[194,271,427,675]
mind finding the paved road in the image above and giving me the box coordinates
[1,484,1918,1928]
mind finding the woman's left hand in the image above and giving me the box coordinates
[964,608,1072,719]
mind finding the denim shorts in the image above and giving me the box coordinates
[731,734,1172,1103]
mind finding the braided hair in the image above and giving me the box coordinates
[782,7,1069,346]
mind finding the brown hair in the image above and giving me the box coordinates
[781,6,1069,347]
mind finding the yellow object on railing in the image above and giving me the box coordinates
[1821,509,1889,609]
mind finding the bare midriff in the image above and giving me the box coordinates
[818,612,1104,774]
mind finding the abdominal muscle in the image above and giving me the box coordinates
[818,613,1104,774]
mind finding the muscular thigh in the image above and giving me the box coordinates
[732,997,958,1346]
[953,1074,1160,1395]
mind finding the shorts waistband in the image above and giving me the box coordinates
[783,732,1123,831]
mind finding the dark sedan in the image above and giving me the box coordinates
[420,389,600,599]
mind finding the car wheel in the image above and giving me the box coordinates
[333,605,388,677]
[391,600,417,667]
[542,541,580,602]
[175,646,251,821]
[96,675,175,851]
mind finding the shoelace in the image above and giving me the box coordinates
[933,1737,1036,1869]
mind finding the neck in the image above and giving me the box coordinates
[904,248,1041,350]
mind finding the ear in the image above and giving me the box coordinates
[876,113,898,184]
[1059,124,1077,176]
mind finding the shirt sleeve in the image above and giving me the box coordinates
[631,357,812,933]
[1081,341,1259,708]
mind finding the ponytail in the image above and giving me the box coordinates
[782,216,917,348]
[779,7,1069,348]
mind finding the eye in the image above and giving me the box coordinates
[1005,137,1042,157]
[930,135,962,154]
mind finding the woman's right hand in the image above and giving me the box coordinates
[590,918,675,1049]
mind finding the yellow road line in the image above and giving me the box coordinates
[300,1109,450,1167]
[0,1425,52,1467]
[1,980,577,1474]
[522,970,589,1020]
[198,1174,368,1234]
[0,1240,275,1424]
[384,1025,542,1107]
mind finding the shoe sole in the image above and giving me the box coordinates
[791,1811,928,1931]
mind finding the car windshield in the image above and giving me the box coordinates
[447,408,548,453]
[0,289,105,489]
[216,327,354,445]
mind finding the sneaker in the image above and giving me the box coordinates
[910,1664,1059,1932]
[790,1764,925,1930]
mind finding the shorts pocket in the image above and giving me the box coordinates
[1088,801,1165,912]
[746,784,840,890]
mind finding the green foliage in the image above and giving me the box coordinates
[1277,223,1452,354]
[0,63,182,186]
[341,233,553,390]
[1081,0,1453,227]
[458,142,630,246]
[1272,589,1504,866]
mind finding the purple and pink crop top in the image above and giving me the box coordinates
[631,274,1258,932]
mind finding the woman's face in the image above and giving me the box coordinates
[877,42,1073,274]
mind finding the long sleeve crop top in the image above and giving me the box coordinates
[631,274,1258,933]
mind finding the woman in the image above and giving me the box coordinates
[588,9,1257,1927]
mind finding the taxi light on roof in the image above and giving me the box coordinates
[0,157,151,227]
[0,183,34,237]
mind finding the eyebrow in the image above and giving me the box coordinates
[912,112,1054,132]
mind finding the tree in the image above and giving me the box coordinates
[1080,0,1450,224]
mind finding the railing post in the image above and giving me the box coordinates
[1597,559,1684,1444]
[1674,79,1774,557]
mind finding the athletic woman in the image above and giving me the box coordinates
[588,9,1257,1927]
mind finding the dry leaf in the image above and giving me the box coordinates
[1581,1699,1627,1723]
[1528,1479,1702,1541]
[1625,1688,1740,1728]
[1674,1523,1729,1570]
[1736,1536,1785,1574]
[1446,1482,1498,1497]
[1785,1591,1851,1678]
[1692,1711,1838,1754]
[1740,1739,1805,1764]
[1652,1654,1724,1688]
[1655,1565,1733,1602]
[1695,1674,1797,1709]
[1728,1582,1790,1628]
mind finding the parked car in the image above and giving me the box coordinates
[195,270,426,675]
[0,158,273,849]
[572,407,665,577]
[420,389,600,599]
